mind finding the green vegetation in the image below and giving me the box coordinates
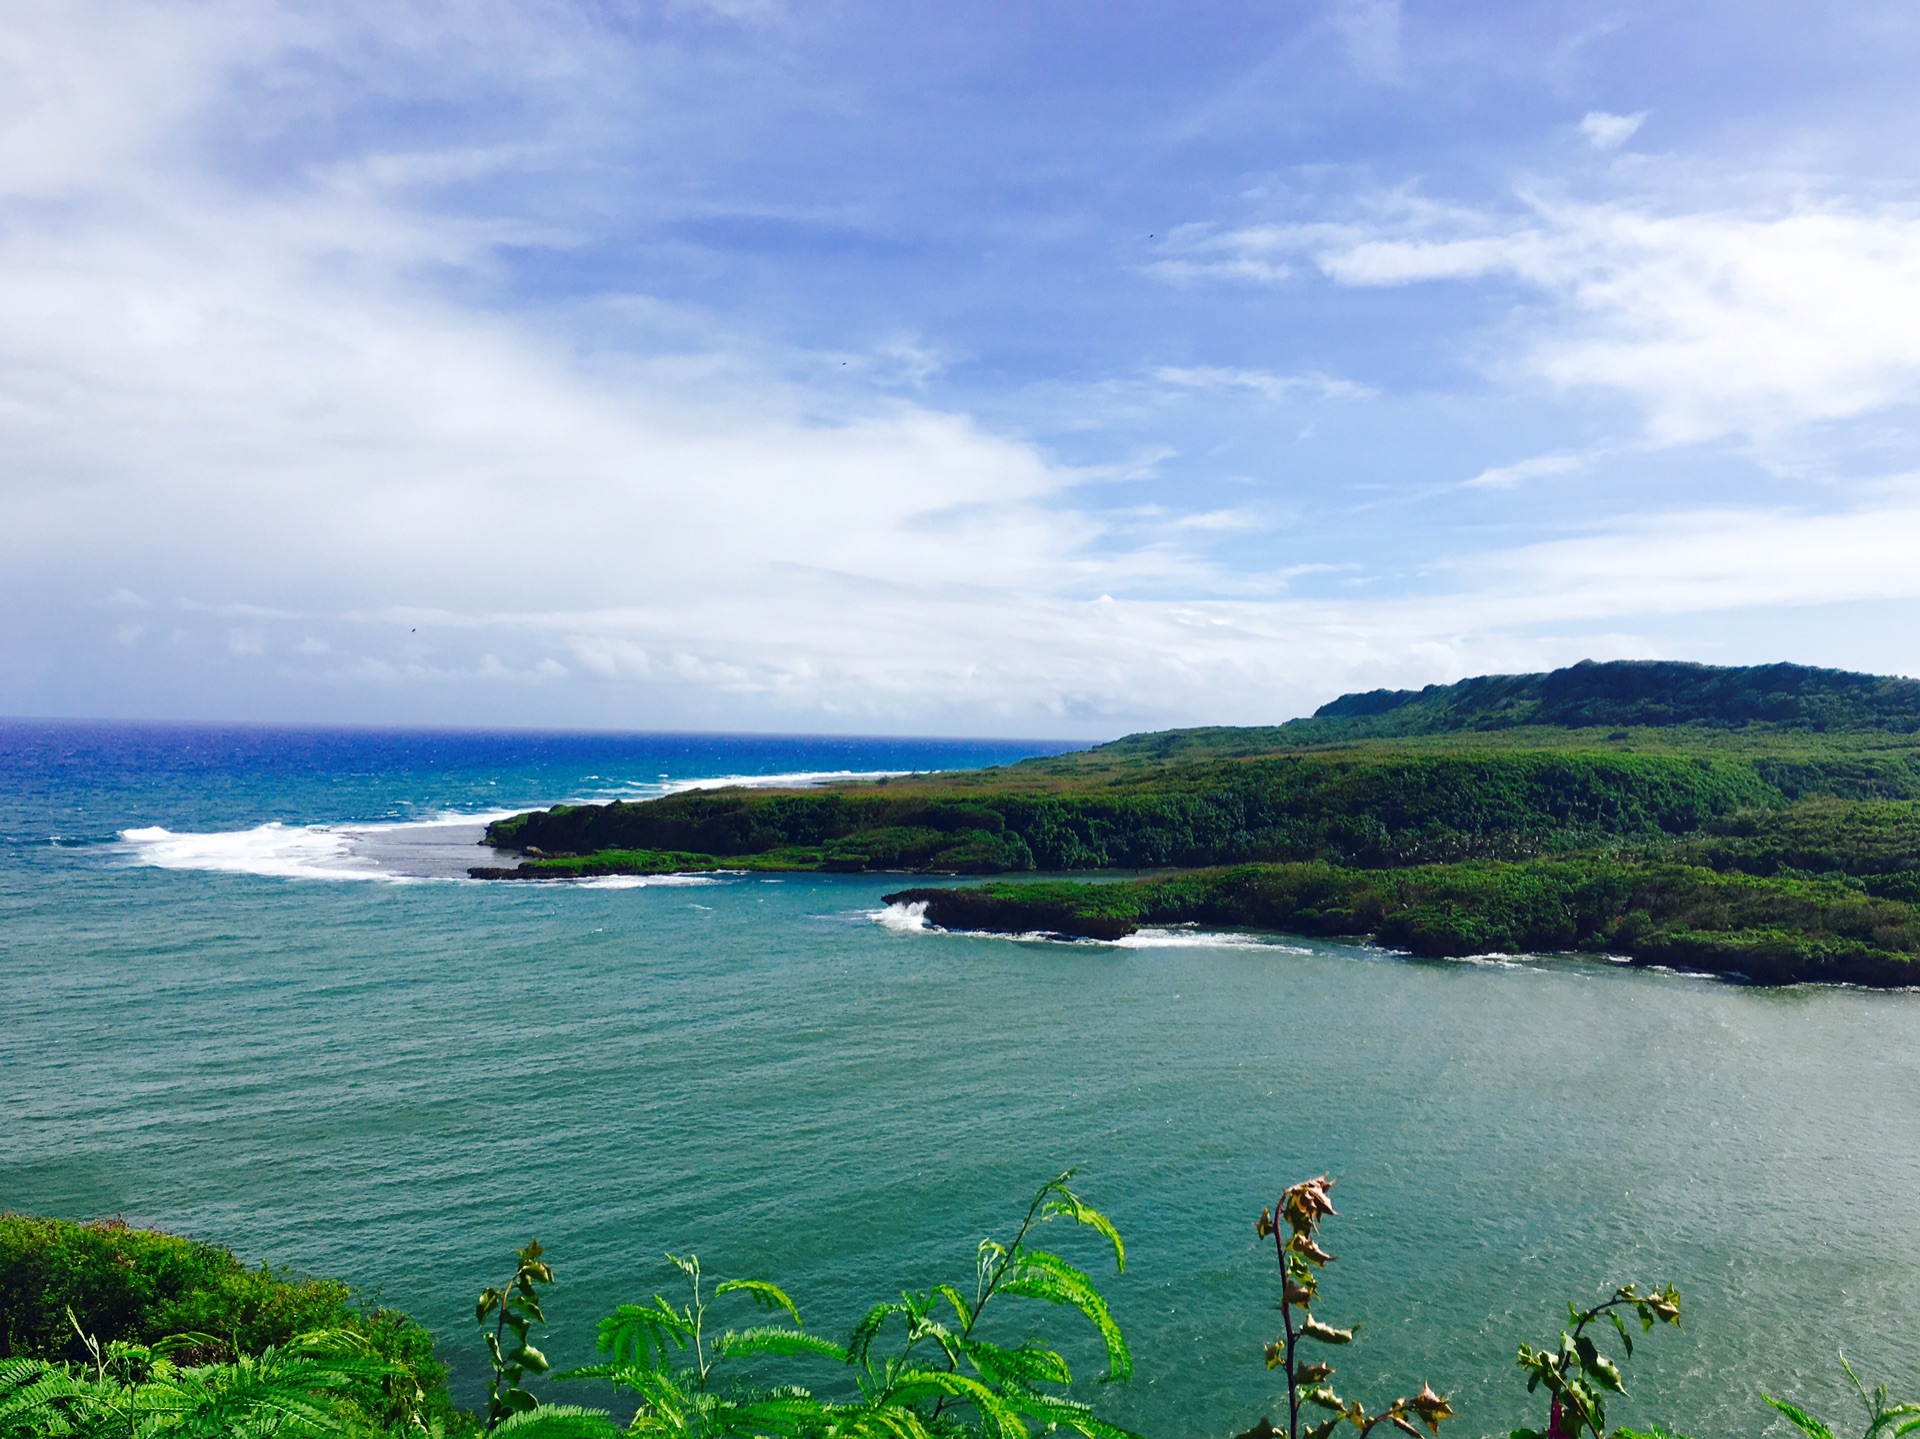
[1765,1358,1920,1439]
[4,1176,1913,1439]
[494,1172,1135,1439]
[884,855,1920,985]
[471,661,1920,985]
[0,1216,459,1434]
[0,1328,418,1439]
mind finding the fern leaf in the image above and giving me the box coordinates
[1765,1396,1839,1439]
[716,1279,805,1327]
[849,1302,909,1368]
[1001,1384,1146,1439]
[960,1339,1072,1390]
[596,1300,694,1367]
[933,1285,975,1330]
[885,1368,1030,1439]
[493,1402,624,1439]
[996,1251,1133,1381]
[1039,1189,1126,1274]
[712,1327,850,1363]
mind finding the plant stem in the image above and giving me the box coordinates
[929,1183,1052,1422]
[1274,1197,1299,1439]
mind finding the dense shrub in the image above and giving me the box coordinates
[0,1215,462,1433]
[886,859,1920,986]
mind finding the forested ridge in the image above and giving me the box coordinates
[473,660,1920,984]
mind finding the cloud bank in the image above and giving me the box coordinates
[5,0,1920,733]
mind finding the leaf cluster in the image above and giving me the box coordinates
[0,1323,417,1439]
[1511,1285,1681,1439]
[477,1243,555,1429]
[480,1174,1135,1439]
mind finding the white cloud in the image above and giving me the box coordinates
[1463,452,1587,489]
[1186,197,1920,448]
[9,0,1920,732]
[1579,111,1647,150]
[1152,365,1373,403]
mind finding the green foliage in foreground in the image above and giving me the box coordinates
[0,1329,423,1438]
[0,1217,458,1434]
[885,857,1920,985]
[5,1174,1916,1439]
[1764,1358,1920,1439]
[476,1172,1134,1439]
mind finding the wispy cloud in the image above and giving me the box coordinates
[1579,111,1647,150]
[1170,196,1920,448]
[1152,365,1374,403]
[8,0,1920,730]
[1463,452,1589,490]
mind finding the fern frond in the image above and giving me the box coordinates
[711,1327,849,1363]
[932,1285,974,1331]
[1038,1187,1125,1274]
[596,1299,695,1368]
[715,1280,804,1327]
[492,1403,623,1439]
[848,1302,909,1369]
[998,1381,1145,1439]
[959,1339,1071,1390]
[728,1393,837,1439]
[1766,1395,1839,1439]
[885,1366,1030,1439]
[995,1250,1132,1381]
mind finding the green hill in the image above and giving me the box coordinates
[471,659,1920,985]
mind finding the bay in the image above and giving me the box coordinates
[2,720,1917,1439]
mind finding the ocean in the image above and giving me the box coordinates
[2,719,1917,1438]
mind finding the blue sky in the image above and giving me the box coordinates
[6,0,1920,735]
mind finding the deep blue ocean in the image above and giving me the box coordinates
[3,720,1917,1439]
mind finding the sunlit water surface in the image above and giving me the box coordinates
[2,721,1917,1439]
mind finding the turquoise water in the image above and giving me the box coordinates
[3,722,1918,1439]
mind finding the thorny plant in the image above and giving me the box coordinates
[1241,1175,1454,1439]
[1513,1284,1681,1439]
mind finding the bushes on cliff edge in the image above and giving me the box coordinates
[0,1215,461,1433]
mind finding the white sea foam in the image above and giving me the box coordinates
[572,873,723,890]
[874,900,930,931]
[660,768,911,794]
[868,909,1315,952]
[1113,928,1314,952]
[115,768,910,887]
[121,822,394,882]
[123,808,526,884]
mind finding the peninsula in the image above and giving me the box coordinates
[475,660,1920,986]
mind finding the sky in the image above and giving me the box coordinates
[6,0,1920,737]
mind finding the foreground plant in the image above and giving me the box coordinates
[1241,1175,1454,1439]
[0,1322,405,1439]
[1765,1356,1920,1439]
[478,1242,557,1428]
[1513,1282,1681,1439]
[476,1171,1135,1439]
